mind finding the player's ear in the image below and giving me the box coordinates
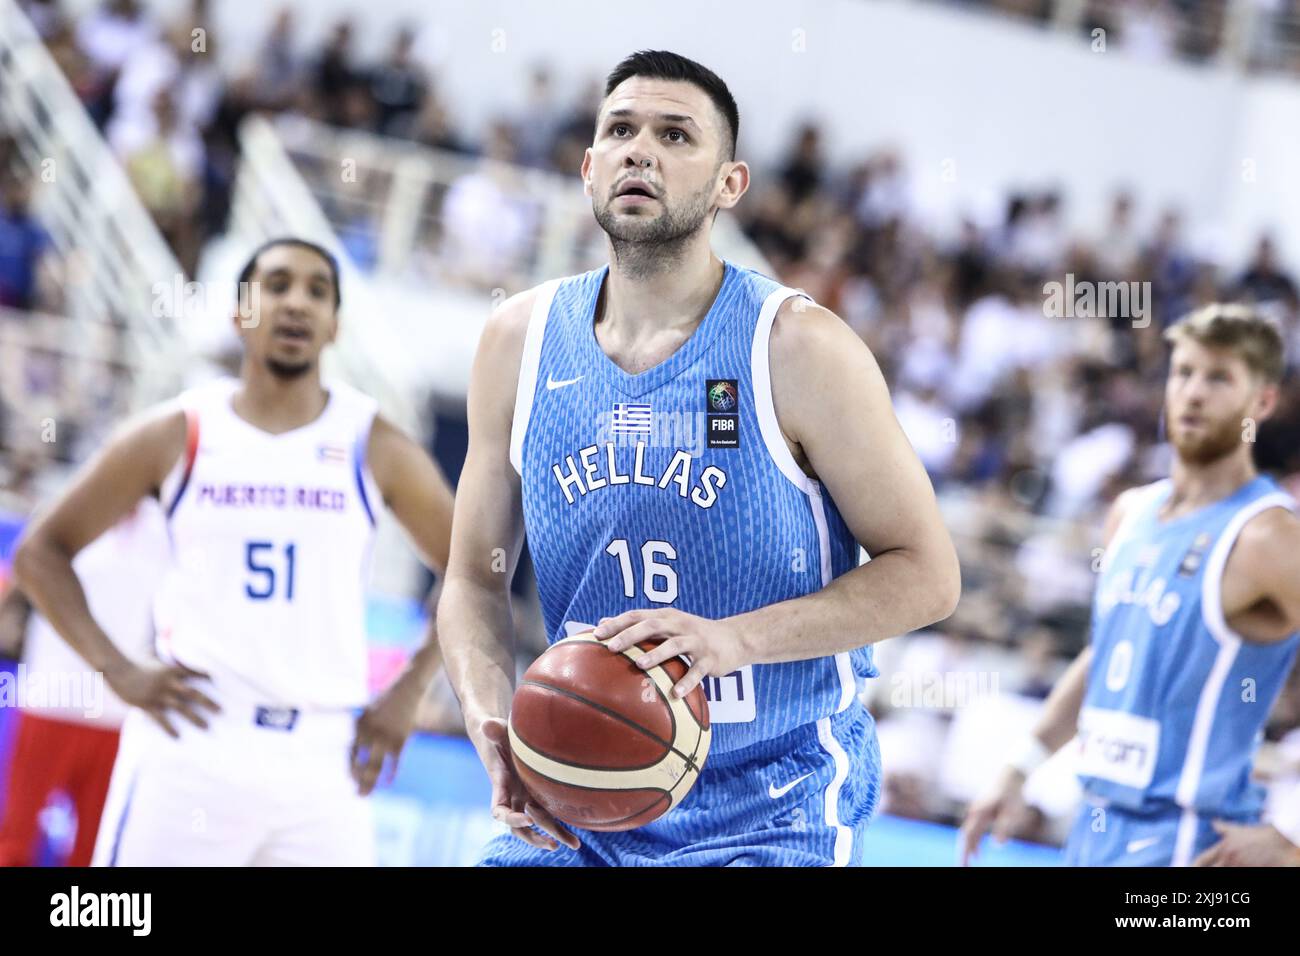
[1254,380,1280,422]
[581,148,594,197]
[715,160,750,211]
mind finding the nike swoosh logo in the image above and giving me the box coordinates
[1126,836,1162,854]
[768,772,815,799]
[546,374,583,390]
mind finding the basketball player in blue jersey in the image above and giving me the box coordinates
[14,238,455,865]
[438,50,961,866]
[961,304,1300,867]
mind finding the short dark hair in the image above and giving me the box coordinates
[602,50,739,161]
[237,237,341,309]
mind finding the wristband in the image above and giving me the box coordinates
[1007,735,1050,777]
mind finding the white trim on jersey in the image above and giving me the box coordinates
[509,279,564,477]
[752,284,858,864]
[1100,479,1171,573]
[751,287,817,494]
[1172,491,1296,855]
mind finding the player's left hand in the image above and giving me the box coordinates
[1192,821,1300,867]
[351,681,422,796]
[594,609,747,699]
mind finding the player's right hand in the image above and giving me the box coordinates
[957,768,1027,866]
[477,716,581,852]
[107,661,221,738]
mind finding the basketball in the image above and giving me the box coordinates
[507,632,712,831]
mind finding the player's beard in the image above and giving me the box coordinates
[592,177,716,279]
[265,356,314,380]
[1168,404,1248,465]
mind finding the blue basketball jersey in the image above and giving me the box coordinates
[1079,475,1299,818]
[510,260,876,755]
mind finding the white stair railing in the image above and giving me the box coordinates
[0,0,190,410]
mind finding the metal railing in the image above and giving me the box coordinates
[0,0,189,411]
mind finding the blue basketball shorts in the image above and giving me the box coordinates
[1062,797,1257,867]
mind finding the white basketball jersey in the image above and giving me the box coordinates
[155,377,380,709]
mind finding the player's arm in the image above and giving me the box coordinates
[600,300,960,684]
[0,586,30,660]
[11,404,218,735]
[435,289,578,850]
[348,415,457,794]
[1219,506,1300,642]
[958,488,1136,864]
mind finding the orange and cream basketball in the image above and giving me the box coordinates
[507,632,711,832]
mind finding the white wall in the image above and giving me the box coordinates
[73,0,1300,270]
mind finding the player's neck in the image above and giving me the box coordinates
[233,362,329,434]
[598,244,724,340]
[1165,450,1258,516]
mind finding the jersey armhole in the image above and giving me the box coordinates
[353,412,382,527]
[751,286,817,496]
[1201,493,1298,647]
[509,280,562,477]
[160,408,200,519]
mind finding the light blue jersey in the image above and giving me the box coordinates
[482,260,882,866]
[1067,475,1299,866]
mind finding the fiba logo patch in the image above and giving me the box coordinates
[707,379,738,412]
[707,379,739,448]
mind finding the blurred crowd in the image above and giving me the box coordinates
[952,0,1300,74]
[4,0,1300,840]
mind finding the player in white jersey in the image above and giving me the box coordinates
[14,238,455,866]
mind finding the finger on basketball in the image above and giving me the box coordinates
[633,636,681,669]
[525,801,581,849]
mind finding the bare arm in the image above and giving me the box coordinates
[13,404,185,679]
[12,403,218,735]
[368,414,455,576]
[436,293,531,738]
[728,299,961,662]
[433,289,578,850]
[363,414,456,704]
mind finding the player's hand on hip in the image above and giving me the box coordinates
[957,768,1026,866]
[595,609,746,699]
[350,685,421,796]
[476,716,580,852]
[1193,821,1300,867]
[107,660,220,738]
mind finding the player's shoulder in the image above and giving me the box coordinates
[1232,495,1300,567]
[768,295,877,380]
[478,284,546,364]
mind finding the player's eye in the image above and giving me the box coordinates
[665,128,688,143]
[611,123,631,137]
[310,282,329,300]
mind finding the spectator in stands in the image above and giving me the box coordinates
[437,121,539,290]
[121,91,203,273]
[1237,234,1299,312]
[371,26,428,138]
[0,175,51,311]
[512,65,564,170]
[312,19,362,127]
